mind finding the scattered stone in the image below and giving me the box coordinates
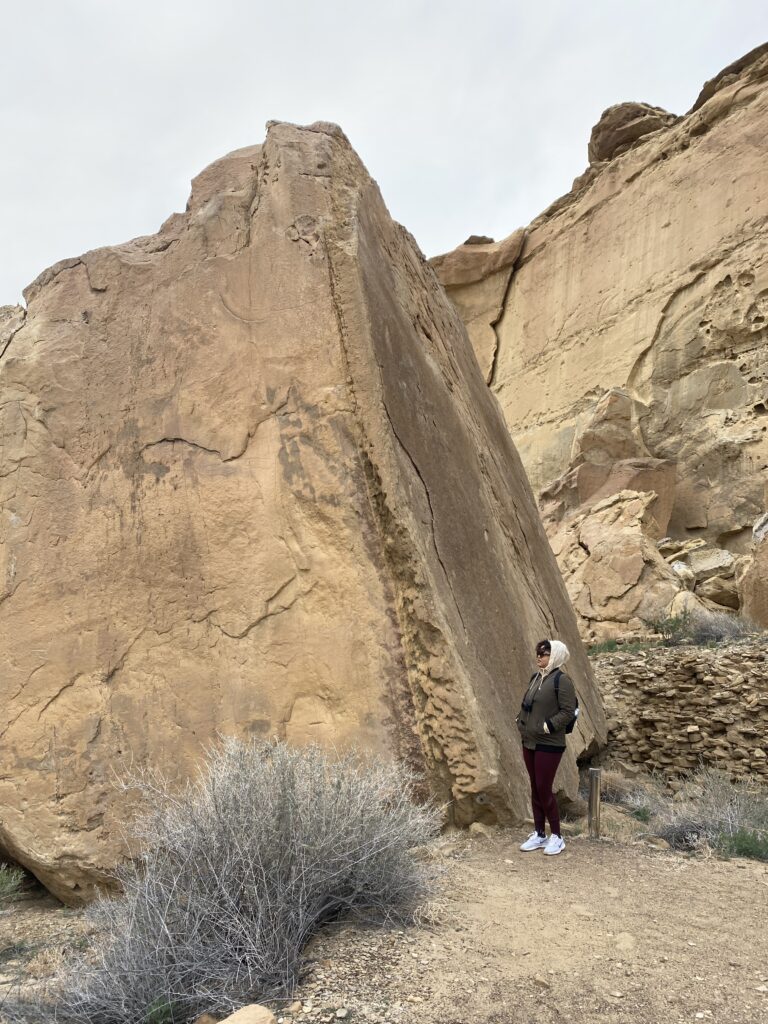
[219,1006,277,1024]
[468,822,496,839]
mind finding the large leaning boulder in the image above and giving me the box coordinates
[0,122,605,902]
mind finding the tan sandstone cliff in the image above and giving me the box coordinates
[433,44,768,637]
[0,123,605,903]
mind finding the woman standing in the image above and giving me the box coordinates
[516,639,577,855]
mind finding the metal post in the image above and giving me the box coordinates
[588,767,602,839]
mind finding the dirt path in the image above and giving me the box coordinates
[2,829,767,1024]
[295,830,768,1024]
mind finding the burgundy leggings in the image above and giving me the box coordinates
[523,748,564,837]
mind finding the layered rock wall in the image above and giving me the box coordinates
[595,641,768,781]
[0,123,604,902]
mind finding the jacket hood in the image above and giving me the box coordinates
[545,639,570,674]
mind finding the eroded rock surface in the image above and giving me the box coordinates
[0,123,604,902]
[547,491,684,639]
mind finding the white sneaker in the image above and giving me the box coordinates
[519,831,548,852]
[543,834,566,856]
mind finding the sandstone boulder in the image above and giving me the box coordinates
[670,561,695,591]
[219,1007,276,1024]
[588,102,678,164]
[696,575,740,610]
[547,490,684,640]
[0,123,604,902]
[684,546,736,582]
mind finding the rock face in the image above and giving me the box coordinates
[0,123,604,902]
[433,46,768,633]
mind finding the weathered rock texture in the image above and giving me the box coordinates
[587,102,678,164]
[595,640,768,781]
[433,45,768,634]
[739,517,768,627]
[0,123,605,902]
[548,491,683,638]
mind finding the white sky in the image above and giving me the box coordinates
[1,1,766,304]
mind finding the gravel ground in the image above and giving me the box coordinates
[2,823,767,1024]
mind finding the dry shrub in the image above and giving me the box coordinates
[0,865,25,904]
[688,611,757,645]
[599,768,641,805]
[2,740,440,1024]
[653,766,768,859]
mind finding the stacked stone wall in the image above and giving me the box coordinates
[593,640,768,781]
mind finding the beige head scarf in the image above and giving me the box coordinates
[544,639,570,676]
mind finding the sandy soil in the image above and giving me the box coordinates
[2,828,767,1024]
[291,829,768,1024]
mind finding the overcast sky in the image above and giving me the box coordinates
[1,1,766,304]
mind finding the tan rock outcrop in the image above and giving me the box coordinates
[0,305,25,359]
[434,46,768,553]
[0,123,604,902]
[547,491,684,640]
[540,388,676,533]
[588,102,678,164]
[429,229,525,382]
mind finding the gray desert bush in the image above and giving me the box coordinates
[2,739,440,1024]
[646,611,692,646]
[653,766,768,859]
[593,765,667,814]
[687,611,756,645]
